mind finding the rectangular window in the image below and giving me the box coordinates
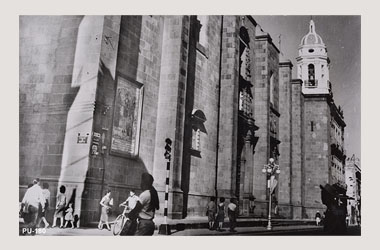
[311,121,314,132]
[269,72,274,106]
[239,90,253,117]
[239,91,244,111]
[192,128,201,151]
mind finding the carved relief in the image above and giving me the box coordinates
[111,77,143,157]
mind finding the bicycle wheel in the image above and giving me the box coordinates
[113,215,125,236]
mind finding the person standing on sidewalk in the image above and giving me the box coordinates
[20,178,45,233]
[98,190,112,230]
[206,197,217,230]
[127,173,160,236]
[227,198,238,232]
[249,195,256,216]
[216,197,226,231]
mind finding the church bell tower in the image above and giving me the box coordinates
[296,19,334,219]
[296,20,331,95]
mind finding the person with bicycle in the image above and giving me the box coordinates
[113,190,139,235]
[120,190,138,212]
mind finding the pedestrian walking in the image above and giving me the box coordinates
[52,185,66,228]
[98,190,112,230]
[38,182,50,228]
[320,184,348,234]
[273,196,278,215]
[127,173,160,236]
[20,183,34,225]
[227,198,238,232]
[315,211,321,226]
[249,195,256,215]
[216,197,226,231]
[20,178,45,234]
[206,197,217,230]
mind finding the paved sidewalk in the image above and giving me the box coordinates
[21,215,321,236]
[25,224,322,236]
[155,225,323,236]
[37,227,113,236]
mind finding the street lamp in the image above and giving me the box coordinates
[262,158,280,230]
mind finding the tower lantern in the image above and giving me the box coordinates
[296,19,331,95]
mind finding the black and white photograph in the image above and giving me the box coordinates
[17,13,362,237]
[4,0,380,247]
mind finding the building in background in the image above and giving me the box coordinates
[345,155,361,225]
[19,15,347,225]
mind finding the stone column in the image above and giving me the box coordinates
[218,16,240,198]
[253,34,281,217]
[278,60,293,218]
[152,16,190,219]
[290,79,303,219]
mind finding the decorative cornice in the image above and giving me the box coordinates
[291,79,303,85]
[255,34,281,54]
[279,60,293,68]
[302,93,331,100]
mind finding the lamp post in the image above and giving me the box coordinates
[262,158,280,230]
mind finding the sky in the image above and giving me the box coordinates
[253,15,361,160]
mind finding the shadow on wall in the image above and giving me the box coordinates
[57,16,106,224]
[19,16,84,208]
[80,16,156,225]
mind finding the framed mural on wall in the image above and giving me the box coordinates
[110,75,144,157]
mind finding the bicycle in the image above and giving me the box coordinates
[113,204,130,236]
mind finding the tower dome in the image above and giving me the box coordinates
[296,19,330,95]
[300,20,325,46]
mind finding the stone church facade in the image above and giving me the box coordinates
[19,15,346,225]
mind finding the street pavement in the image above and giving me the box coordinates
[24,226,322,236]
[24,224,352,236]
[161,224,324,236]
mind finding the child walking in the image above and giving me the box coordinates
[38,182,51,228]
[64,203,75,229]
[206,197,217,230]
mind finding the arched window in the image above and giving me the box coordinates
[191,109,207,153]
[308,64,315,86]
